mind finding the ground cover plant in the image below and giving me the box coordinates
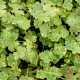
[0,0,80,80]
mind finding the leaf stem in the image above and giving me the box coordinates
[23,66,41,76]
[35,49,40,53]
[19,36,26,41]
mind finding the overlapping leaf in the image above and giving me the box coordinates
[48,25,69,41]
[29,2,61,22]
[36,66,62,80]
[0,28,19,52]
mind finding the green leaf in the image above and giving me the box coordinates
[40,60,51,68]
[43,4,60,17]
[27,0,35,4]
[51,0,63,6]
[41,0,52,4]
[0,47,7,56]
[76,0,80,5]
[10,0,21,4]
[7,54,19,67]
[76,7,80,16]
[25,31,37,42]
[19,75,34,80]
[74,55,80,72]
[23,39,33,48]
[63,0,73,10]
[12,65,21,76]
[57,25,69,38]
[34,19,43,28]
[69,26,80,35]
[40,24,50,37]
[66,14,80,34]
[65,38,80,53]
[48,25,69,41]
[0,0,6,17]
[25,48,38,65]
[53,44,67,57]
[51,16,62,25]
[69,75,76,80]
[9,3,24,15]
[1,28,19,52]
[75,72,80,79]
[36,66,62,80]
[29,2,50,22]
[0,0,80,80]
[36,69,46,79]
[13,15,30,30]
[1,12,14,24]
[40,50,53,63]
[0,72,8,80]
[1,68,18,80]
[39,37,51,46]
[48,27,60,42]
[65,34,76,42]
[0,0,6,5]
[76,33,80,41]
[13,46,27,60]
[59,9,67,17]
[0,54,6,67]
[51,43,67,63]
[29,2,61,22]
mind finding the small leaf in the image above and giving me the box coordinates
[12,65,21,76]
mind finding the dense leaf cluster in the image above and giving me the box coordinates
[0,0,80,80]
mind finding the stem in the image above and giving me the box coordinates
[23,66,41,76]
[19,36,26,41]
[59,76,65,80]
[36,49,40,53]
